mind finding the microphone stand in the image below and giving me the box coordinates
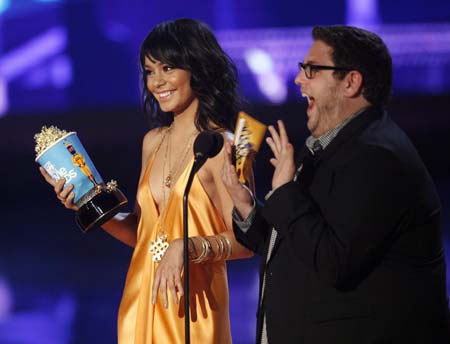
[181,131,223,344]
[182,158,204,344]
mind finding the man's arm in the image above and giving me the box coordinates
[221,140,272,255]
[262,146,410,289]
[232,197,273,256]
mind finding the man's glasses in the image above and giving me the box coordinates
[298,62,353,79]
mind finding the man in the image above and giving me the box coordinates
[222,26,449,343]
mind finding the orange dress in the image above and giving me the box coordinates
[117,152,232,344]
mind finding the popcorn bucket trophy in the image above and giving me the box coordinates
[34,126,128,232]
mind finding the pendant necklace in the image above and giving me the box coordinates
[149,126,198,262]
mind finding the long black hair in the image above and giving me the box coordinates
[139,18,240,131]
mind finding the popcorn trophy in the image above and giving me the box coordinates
[233,112,267,183]
[34,126,128,232]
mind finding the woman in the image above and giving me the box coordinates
[40,18,253,343]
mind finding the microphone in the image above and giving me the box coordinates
[182,130,223,344]
[192,131,224,173]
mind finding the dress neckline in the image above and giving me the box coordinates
[145,149,195,217]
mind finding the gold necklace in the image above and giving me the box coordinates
[149,126,198,262]
[148,126,172,262]
[164,128,198,188]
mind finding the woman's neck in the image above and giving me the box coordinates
[171,108,198,134]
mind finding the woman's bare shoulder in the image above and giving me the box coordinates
[141,127,168,162]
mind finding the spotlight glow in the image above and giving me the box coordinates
[257,73,287,104]
[0,0,10,14]
[244,48,273,75]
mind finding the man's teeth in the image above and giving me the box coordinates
[302,94,311,103]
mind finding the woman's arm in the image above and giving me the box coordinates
[40,127,162,248]
[196,137,254,260]
[101,128,163,246]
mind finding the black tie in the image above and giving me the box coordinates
[298,142,322,192]
[312,140,323,155]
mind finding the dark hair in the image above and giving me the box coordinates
[312,26,392,108]
[139,18,239,131]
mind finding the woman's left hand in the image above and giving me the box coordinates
[151,238,184,309]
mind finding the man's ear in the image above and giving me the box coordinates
[343,70,363,98]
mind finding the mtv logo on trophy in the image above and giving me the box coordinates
[34,126,128,232]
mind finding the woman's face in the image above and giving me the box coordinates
[144,56,198,116]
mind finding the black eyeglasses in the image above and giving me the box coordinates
[298,62,353,79]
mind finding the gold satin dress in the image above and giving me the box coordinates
[117,152,232,344]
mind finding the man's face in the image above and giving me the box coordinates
[295,40,346,138]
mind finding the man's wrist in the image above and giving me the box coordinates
[234,184,255,218]
[234,202,253,220]
[232,202,257,233]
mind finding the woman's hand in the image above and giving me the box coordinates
[151,238,184,309]
[39,167,78,211]
[221,140,253,219]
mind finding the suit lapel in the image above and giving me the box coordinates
[315,106,383,165]
[265,107,383,264]
[266,145,310,263]
[294,144,309,169]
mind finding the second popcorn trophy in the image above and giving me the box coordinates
[35,126,128,232]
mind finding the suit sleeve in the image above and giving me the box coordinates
[233,202,272,256]
[262,146,411,289]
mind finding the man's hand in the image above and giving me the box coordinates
[221,140,253,219]
[266,120,295,190]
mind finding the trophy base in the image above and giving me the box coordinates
[75,188,128,233]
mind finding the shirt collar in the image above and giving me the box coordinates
[305,107,368,155]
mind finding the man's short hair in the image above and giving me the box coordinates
[312,26,392,108]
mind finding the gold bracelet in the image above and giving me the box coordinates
[190,237,207,263]
[212,235,225,261]
[190,236,213,264]
[188,237,197,260]
[189,237,205,263]
[204,237,213,261]
[219,234,232,260]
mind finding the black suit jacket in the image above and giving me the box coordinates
[234,107,449,344]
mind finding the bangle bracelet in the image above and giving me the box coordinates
[190,236,213,264]
[212,235,225,261]
[188,237,197,260]
[220,234,232,260]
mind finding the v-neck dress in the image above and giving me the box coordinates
[117,150,232,344]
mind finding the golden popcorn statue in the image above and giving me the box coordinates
[34,126,128,232]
